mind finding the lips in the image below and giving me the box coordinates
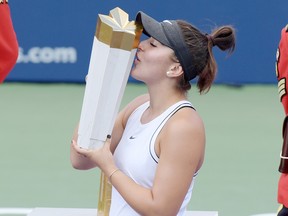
[134,53,140,64]
[137,51,142,60]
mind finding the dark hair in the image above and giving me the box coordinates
[176,20,236,94]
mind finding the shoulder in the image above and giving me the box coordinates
[158,106,205,173]
[160,107,205,157]
[168,106,204,136]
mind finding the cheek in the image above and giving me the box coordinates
[130,49,174,80]
[146,51,172,70]
[130,62,159,83]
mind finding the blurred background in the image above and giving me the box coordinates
[6,0,288,84]
[1,0,287,215]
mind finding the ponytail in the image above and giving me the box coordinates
[198,26,236,93]
[177,21,236,94]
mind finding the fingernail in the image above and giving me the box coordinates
[107,134,111,139]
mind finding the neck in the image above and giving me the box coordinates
[145,82,187,118]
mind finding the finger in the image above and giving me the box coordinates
[106,134,111,142]
[104,134,112,148]
[71,140,79,150]
[72,140,89,156]
[71,139,77,146]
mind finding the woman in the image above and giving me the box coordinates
[71,11,235,216]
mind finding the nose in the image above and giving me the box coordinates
[137,41,144,52]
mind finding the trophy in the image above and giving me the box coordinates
[77,7,142,216]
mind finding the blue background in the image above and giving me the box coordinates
[6,0,288,84]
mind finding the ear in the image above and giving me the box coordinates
[166,64,184,78]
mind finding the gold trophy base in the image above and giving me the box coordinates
[97,172,112,216]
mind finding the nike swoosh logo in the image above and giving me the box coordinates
[129,136,136,139]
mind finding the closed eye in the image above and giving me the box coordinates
[150,42,157,47]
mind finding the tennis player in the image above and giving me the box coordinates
[71,11,235,215]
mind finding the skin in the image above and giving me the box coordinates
[71,37,205,216]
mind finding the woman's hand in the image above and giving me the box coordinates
[71,136,117,175]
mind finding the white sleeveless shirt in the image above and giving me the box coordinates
[110,100,197,216]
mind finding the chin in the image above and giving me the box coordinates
[130,69,140,80]
[130,74,142,82]
[130,68,147,83]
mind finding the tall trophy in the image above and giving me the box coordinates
[77,7,142,216]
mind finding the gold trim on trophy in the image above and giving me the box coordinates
[95,7,142,51]
[97,172,112,216]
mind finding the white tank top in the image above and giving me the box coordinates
[110,100,197,216]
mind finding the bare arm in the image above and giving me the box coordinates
[110,108,205,215]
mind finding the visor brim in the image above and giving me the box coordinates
[136,12,170,47]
